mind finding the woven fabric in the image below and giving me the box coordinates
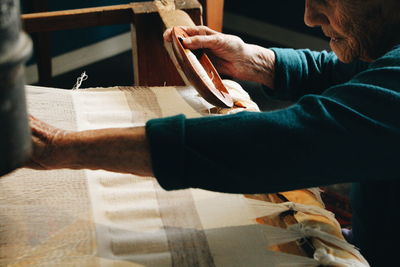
[0,85,368,266]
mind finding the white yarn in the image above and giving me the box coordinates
[72,71,88,90]
[314,248,369,267]
[314,248,336,266]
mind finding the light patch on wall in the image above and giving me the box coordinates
[223,12,329,51]
[25,32,131,85]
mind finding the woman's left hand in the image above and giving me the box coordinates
[28,115,71,170]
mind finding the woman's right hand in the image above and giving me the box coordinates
[164,26,276,88]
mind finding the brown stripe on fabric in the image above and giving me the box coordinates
[121,86,215,266]
[154,184,216,267]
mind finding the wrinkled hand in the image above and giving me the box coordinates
[28,115,71,170]
[164,26,248,78]
[164,26,275,87]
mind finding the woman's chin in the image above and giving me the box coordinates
[330,40,356,63]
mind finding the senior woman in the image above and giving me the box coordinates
[30,0,400,265]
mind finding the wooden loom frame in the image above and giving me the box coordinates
[22,0,225,87]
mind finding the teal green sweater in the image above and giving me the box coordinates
[146,45,400,265]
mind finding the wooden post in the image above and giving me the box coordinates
[25,0,52,86]
[199,0,224,32]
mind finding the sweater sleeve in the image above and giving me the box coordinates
[270,48,369,101]
[146,46,400,194]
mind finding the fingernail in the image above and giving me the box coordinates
[183,38,192,45]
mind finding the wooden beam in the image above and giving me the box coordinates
[22,4,134,33]
[21,1,203,33]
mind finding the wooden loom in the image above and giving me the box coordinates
[22,0,224,87]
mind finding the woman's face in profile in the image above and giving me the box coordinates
[304,0,399,63]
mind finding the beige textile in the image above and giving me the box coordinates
[0,85,368,266]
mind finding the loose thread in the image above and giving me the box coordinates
[72,71,88,90]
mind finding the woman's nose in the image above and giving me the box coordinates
[304,0,329,27]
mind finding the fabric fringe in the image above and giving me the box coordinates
[245,198,336,221]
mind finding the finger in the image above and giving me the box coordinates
[29,116,44,136]
[29,115,63,143]
[182,34,222,50]
[29,116,51,136]
[29,114,43,128]
[180,25,217,36]
[164,26,218,44]
[29,114,43,130]
[163,28,173,42]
